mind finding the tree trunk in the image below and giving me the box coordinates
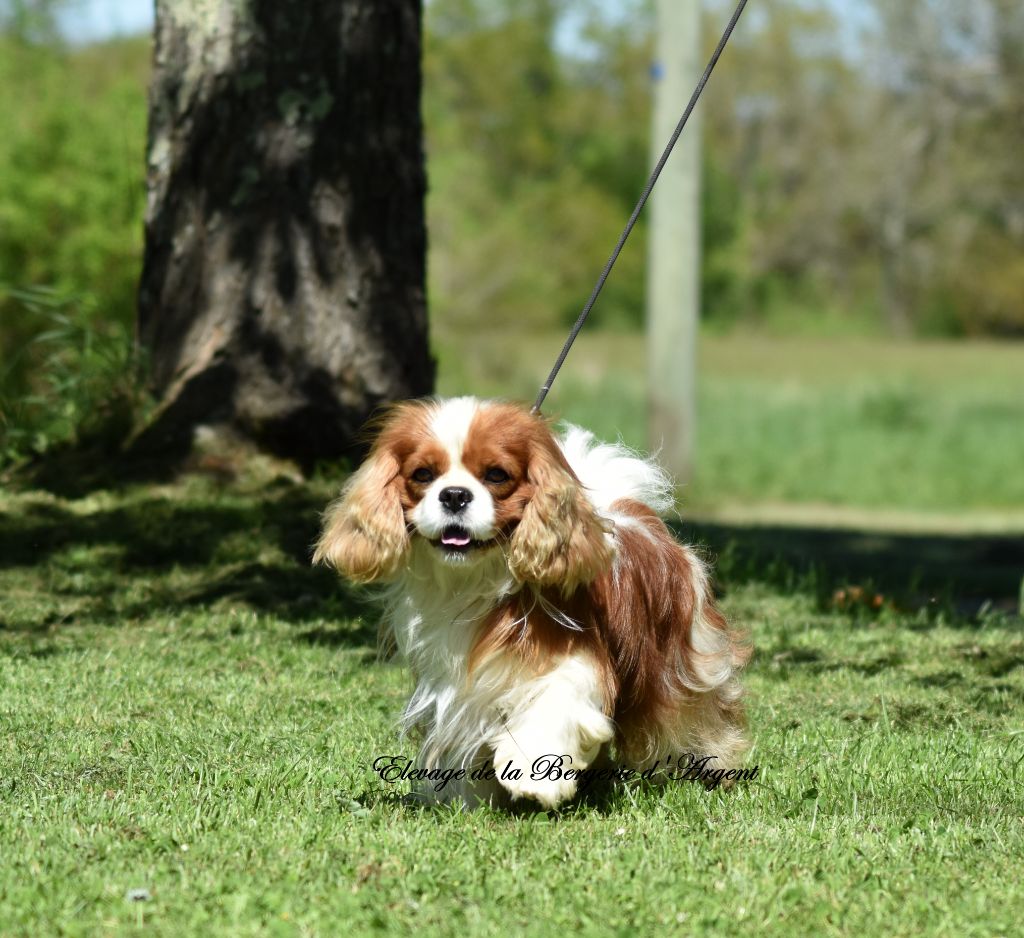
[136,0,433,468]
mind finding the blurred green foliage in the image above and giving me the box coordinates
[424,0,655,331]
[0,31,148,333]
[425,0,1024,338]
[2,0,1023,468]
[438,329,1024,513]
[0,11,148,462]
[0,284,142,467]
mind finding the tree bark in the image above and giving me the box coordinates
[136,0,433,468]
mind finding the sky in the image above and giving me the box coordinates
[57,0,153,43]
[52,0,639,50]
[55,0,870,55]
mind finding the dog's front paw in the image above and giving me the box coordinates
[492,748,578,810]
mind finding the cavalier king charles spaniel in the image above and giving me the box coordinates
[315,397,749,808]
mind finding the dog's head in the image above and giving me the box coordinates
[313,397,613,593]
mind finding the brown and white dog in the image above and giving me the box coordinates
[315,397,749,808]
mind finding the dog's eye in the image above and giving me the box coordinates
[484,467,510,484]
[411,467,434,483]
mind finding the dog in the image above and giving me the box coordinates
[314,397,749,808]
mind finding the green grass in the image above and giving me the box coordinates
[436,332,1024,515]
[2,478,1024,936]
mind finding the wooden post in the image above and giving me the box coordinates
[647,0,702,485]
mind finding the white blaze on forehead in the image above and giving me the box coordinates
[429,397,480,465]
[411,397,495,543]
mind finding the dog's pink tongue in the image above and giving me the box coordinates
[442,530,471,547]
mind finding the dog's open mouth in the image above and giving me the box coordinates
[434,525,494,555]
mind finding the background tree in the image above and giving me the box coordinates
[423,0,654,334]
[135,0,434,467]
[5,0,1024,469]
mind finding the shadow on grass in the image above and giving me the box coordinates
[0,482,318,570]
[1,483,1020,642]
[678,519,1024,620]
[0,482,377,644]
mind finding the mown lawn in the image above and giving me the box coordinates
[2,475,1022,936]
[437,332,1024,517]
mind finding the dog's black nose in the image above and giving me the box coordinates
[438,486,473,512]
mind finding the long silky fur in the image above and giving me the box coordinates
[318,399,750,796]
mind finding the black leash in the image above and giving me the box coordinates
[531,0,750,416]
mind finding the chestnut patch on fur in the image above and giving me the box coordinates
[315,397,751,805]
[460,403,537,529]
[470,497,749,767]
[398,440,450,507]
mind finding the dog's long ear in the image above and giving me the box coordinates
[508,434,614,596]
[313,447,409,584]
